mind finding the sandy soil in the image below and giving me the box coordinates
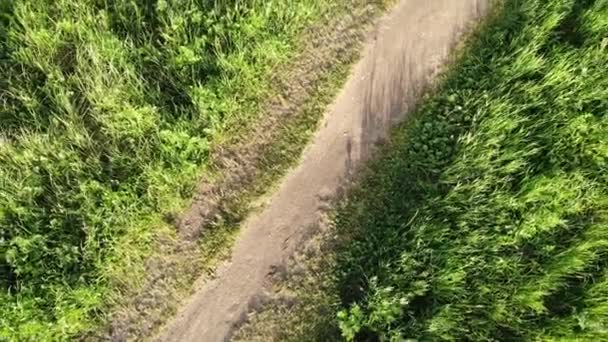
[157,0,488,341]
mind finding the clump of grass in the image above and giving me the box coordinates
[333,0,608,340]
[0,0,349,339]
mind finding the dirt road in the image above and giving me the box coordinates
[158,0,488,341]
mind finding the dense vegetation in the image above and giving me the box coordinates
[335,0,608,340]
[0,0,340,339]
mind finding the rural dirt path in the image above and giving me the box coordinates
[158,0,488,341]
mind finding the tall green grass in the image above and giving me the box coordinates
[334,0,608,340]
[0,0,342,339]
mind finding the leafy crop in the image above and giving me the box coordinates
[335,0,608,340]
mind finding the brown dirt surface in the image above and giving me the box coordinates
[157,0,489,341]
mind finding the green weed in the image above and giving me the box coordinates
[0,0,349,339]
[334,0,608,340]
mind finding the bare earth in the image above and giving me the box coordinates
[158,0,488,341]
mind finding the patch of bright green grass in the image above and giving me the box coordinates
[0,0,358,339]
[333,0,608,340]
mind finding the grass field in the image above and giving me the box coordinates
[332,0,608,340]
[0,0,375,339]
